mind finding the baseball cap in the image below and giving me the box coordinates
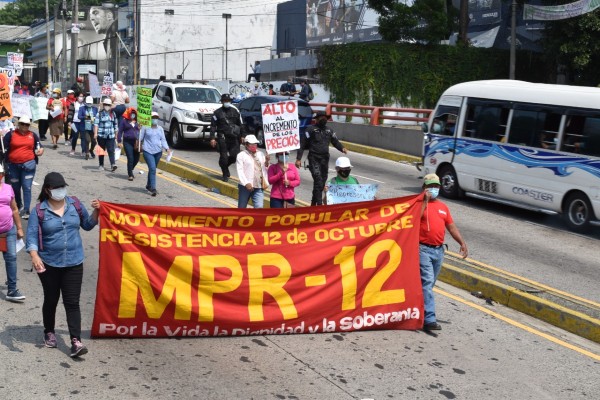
[244,134,259,144]
[151,111,159,118]
[423,173,441,185]
[220,93,232,102]
[102,98,112,105]
[18,116,31,124]
[85,96,93,104]
[43,172,68,188]
[335,157,352,168]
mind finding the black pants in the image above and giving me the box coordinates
[247,73,261,82]
[38,264,83,340]
[217,138,240,177]
[308,153,329,206]
[38,119,49,138]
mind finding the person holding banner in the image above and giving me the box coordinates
[268,151,300,208]
[140,112,171,197]
[236,134,269,208]
[419,173,468,332]
[47,88,64,150]
[295,110,347,206]
[93,98,118,172]
[3,116,44,220]
[117,107,141,181]
[78,97,98,160]
[26,172,100,358]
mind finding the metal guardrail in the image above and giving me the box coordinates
[310,102,433,126]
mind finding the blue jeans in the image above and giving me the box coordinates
[8,159,36,212]
[97,137,116,167]
[143,151,162,190]
[123,139,140,177]
[2,224,18,292]
[419,244,445,324]
[238,184,264,208]
[71,128,87,153]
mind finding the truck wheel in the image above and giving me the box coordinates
[170,123,183,149]
[437,165,462,199]
[564,192,592,233]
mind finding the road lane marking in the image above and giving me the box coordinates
[436,287,600,361]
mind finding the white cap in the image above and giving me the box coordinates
[335,157,352,168]
[67,89,75,94]
[102,98,112,105]
[151,111,159,118]
[0,164,4,174]
[18,116,31,124]
[85,96,93,104]
[244,134,260,144]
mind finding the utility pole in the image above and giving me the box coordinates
[45,0,52,86]
[70,0,79,84]
[61,0,68,89]
[458,0,469,45]
[133,0,138,84]
[509,0,517,79]
[222,13,231,80]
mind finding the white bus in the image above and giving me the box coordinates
[421,80,600,232]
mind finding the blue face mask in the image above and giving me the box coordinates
[427,188,440,199]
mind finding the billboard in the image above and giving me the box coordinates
[306,0,381,47]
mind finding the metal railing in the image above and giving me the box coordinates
[310,102,432,126]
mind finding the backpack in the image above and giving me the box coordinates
[308,85,314,101]
[36,196,84,251]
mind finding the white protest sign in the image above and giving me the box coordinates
[30,97,49,121]
[0,67,15,91]
[10,94,33,119]
[7,52,24,76]
[88,72,102,98]
[261,100,300,154]
[101,72,114,96]
[326,184,379,205]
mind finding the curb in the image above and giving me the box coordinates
[439,264,600,344]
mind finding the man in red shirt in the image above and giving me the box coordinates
[419,173,468,332]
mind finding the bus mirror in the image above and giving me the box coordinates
[421,122,429,133]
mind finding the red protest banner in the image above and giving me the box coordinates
[91,195,424,338]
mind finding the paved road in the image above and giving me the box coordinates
[0,143,598,399]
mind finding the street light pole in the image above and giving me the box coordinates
[61,0,68,89]
[45,0,52,86]
[509,0,517,79]
[70,0,79,84]
[222,13,231,81]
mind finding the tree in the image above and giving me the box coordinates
[0,0,104,26]
[367,0,457,44]
[542,10,600,85]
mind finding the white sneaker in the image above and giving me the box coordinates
[69,151,75,156]
[98,166,104,171]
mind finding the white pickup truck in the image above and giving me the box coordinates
[152,80,222,148]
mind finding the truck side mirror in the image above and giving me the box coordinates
[421,122,429,133]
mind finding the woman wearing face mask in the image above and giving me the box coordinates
[418,173,468,332]
[236,134,269,208]
[46,88,64,150]
[267,151,300,208]
[67,93,86,156]
[117,107,141,181]
[78,96,98,160]
[26,172,100,358]
[139,112,171,196]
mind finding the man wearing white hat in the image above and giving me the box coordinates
[419,173,468,332]
[235,134,268,208]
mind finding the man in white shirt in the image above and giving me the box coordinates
[236,135,269,208]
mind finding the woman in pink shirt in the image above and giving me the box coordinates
[268,151,300,208]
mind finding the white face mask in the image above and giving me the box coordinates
[131,113,136,119]
[78,97,84,102]
[104,106,111,111]
[151,118,158,126]
[49,187,68,201]
[223,102,231,108]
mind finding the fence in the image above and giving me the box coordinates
[310,102,432,126]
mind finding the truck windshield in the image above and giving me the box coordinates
[175,88,221,103]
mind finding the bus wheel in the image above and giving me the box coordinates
[564,193,592,233]
[438,165,461,199]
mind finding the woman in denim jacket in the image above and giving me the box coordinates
[26,172,99,358]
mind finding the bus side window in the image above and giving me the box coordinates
[508,110,540,147]
[562,116,586,153]
[570,117,600,156]
[465,104,506,141]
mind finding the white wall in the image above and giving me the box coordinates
[139,0,285,82]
